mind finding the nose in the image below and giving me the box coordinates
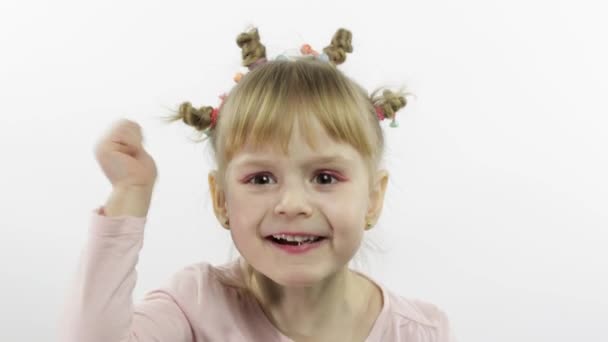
[273,181,313,218]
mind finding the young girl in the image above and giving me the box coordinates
[61,27,455,341]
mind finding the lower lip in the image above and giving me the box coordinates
[268,238,326,254]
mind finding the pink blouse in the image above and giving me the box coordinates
[59,206,456,341]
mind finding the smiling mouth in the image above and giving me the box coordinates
[266,235,327,246]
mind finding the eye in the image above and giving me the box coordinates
[247,173,276,185]
[314,172,339,185]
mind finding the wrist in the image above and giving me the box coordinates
[104,186,154,217]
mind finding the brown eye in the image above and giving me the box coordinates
[314,172,338,185]
[248,174,275,185]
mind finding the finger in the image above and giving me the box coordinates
[111,140,138,155]
[110,126,142,149]
[121,121,145,147]
[95,138,135,156]
[129,124,145,147]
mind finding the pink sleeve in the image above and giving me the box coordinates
[410,298,457,342]
[59,206,194,342]
[437,308,457,342]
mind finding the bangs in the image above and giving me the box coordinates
[216,59,376,165]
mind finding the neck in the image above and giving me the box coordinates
[241,260,378,339]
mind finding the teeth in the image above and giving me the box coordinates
[272,234,318,242]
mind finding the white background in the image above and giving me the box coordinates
[1,0,607,341]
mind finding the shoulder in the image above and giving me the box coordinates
[382,289,455,341]
[139,260,273,340]
[163,259,244,297]
[388,291,449,327]
[354,270,455,341]
[153,259,252,322]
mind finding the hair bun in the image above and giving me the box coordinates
[380,90,407,120]
[236,28,267,68]
[177,101,214,131]
[322,28,353,65]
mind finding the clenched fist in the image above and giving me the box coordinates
[94,119,158,191]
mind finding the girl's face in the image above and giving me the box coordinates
[211,118,388,287]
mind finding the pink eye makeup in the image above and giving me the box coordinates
[313,170,347,184]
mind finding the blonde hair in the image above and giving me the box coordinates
[162,27,410,191]
[160,27,412,290]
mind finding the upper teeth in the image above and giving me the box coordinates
[272,234,317,242]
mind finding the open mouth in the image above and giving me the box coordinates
[266,235,327,246]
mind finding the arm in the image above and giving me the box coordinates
[60,189,193,342]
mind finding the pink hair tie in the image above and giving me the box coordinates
[248,57,268,70]
[375,106,386,121]
[375,106,399,127]
[210,108,219,128]
[210,93,228,128]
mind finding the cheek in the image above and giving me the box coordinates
[225,189,267,236]
[321,189,368,224]
[320,195,367,243]
[227,195,266,255]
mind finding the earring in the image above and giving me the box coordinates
[365,221,374,230]
[222,217,230,229]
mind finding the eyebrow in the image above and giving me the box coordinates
[233,154,355,168]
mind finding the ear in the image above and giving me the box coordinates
[366,169,389,226]
[208,170,229,228]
